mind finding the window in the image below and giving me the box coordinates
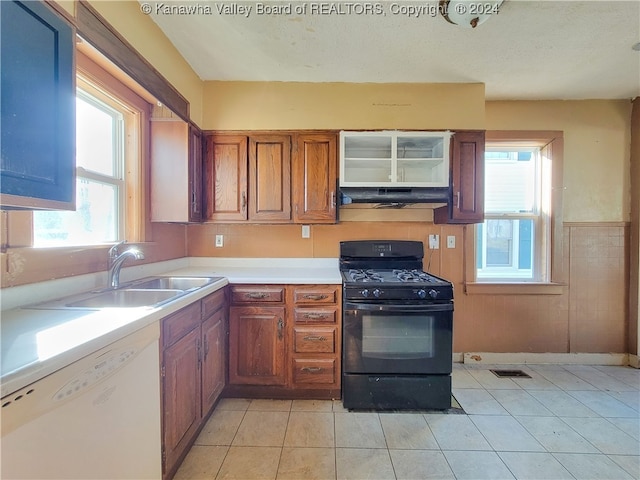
[32,51,149,247]
[34,90,125,246]
[476,145,551,282]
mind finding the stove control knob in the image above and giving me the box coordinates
[417,289,427,299]
[360,289,370,298]
[428,289,439,299]
[372,288,382,298]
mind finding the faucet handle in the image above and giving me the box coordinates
[108,240,126,261]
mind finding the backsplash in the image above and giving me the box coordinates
[187,221,629,355]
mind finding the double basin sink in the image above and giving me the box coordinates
[31,276,223,310]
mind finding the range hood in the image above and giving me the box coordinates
[340,186,450,205]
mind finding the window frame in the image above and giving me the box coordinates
[477,146,545,282]
[464,131,565,295]
[34,86,129,247]
[2,51,152,283]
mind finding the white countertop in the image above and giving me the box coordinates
[0,257,340,398]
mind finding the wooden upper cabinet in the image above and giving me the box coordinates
[205,133,292,223]
[205,134,248,221]
[435,131,485,224]
[188,125,204,222]
[1,1,75,210]
[150,120,204,223]
[292,133,338,224]
[249,135,292,222]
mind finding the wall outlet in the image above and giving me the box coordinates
[428,234,439,249]
[301,225,310,238]
[447,235,456,248]
[215,234,224,247]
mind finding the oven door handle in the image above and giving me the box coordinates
[344,302,453,313]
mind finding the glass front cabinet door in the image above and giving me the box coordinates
[340,131,451,187]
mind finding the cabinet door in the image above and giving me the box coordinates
[1,1,75,210]
[201,308,226,415]
[205,134,248,221]
[229,306,286,385]
[292,133,337,223]
[150,120,191,222]
[249,135,291,222]
[189,125,203,222]
[435,131,485,224]
[162,328,201,475]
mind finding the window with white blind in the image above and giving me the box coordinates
[476,146,551,281]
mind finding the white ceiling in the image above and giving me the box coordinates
[147,0,640,100]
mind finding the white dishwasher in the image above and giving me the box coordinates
[1,322,162,479]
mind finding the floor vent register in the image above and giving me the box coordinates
[489,369,532,378]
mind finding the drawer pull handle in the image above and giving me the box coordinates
[303,313,329,320]
[301,367,323,373]
[303,294,328,301]
[303,335,327,342]
[246,292,268,299]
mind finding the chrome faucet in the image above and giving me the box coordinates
[108,241,145,289]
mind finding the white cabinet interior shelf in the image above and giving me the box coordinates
[340,131,451,187]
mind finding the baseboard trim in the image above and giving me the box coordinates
[629,354,640,369]
[458,352,631,366]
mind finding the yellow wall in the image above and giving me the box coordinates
[202,81,485,130]
[85,1,205,126]
[486,100,631,223]
[630,98,640,357]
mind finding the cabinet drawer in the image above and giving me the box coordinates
[162,302,201,347]
[231,286,284,304]
[292,359,336,385]
[292,286,338,304]
[202,288,226,318]
[294,307,338,324]
[294,327,336,353]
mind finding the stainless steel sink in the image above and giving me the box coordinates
[65,289,183,308]
[130,276,221,291]
[25,276,223,310]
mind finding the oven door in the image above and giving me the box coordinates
[343,302,453,375]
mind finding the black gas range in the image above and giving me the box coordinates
[340,240,454,410]
[342,268,454,302]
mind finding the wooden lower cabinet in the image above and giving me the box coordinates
[161,289,227,480]
[228,305,286,385]
[162,327,200,476]
[201,305,226,414]
[227,284,341,399]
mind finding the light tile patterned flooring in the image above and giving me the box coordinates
[175,364,639,479]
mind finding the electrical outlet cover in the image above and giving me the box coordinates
[447,236,456,248]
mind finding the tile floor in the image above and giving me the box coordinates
[174,364,639,479]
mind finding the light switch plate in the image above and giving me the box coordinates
[301,225,310,238]
[215,235,223,247]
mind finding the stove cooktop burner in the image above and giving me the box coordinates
[344,268,447,285]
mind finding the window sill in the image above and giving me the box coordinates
[464,282,565,295]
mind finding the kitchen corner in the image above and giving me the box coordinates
[1,257,340,397]
[1,256,340,479]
